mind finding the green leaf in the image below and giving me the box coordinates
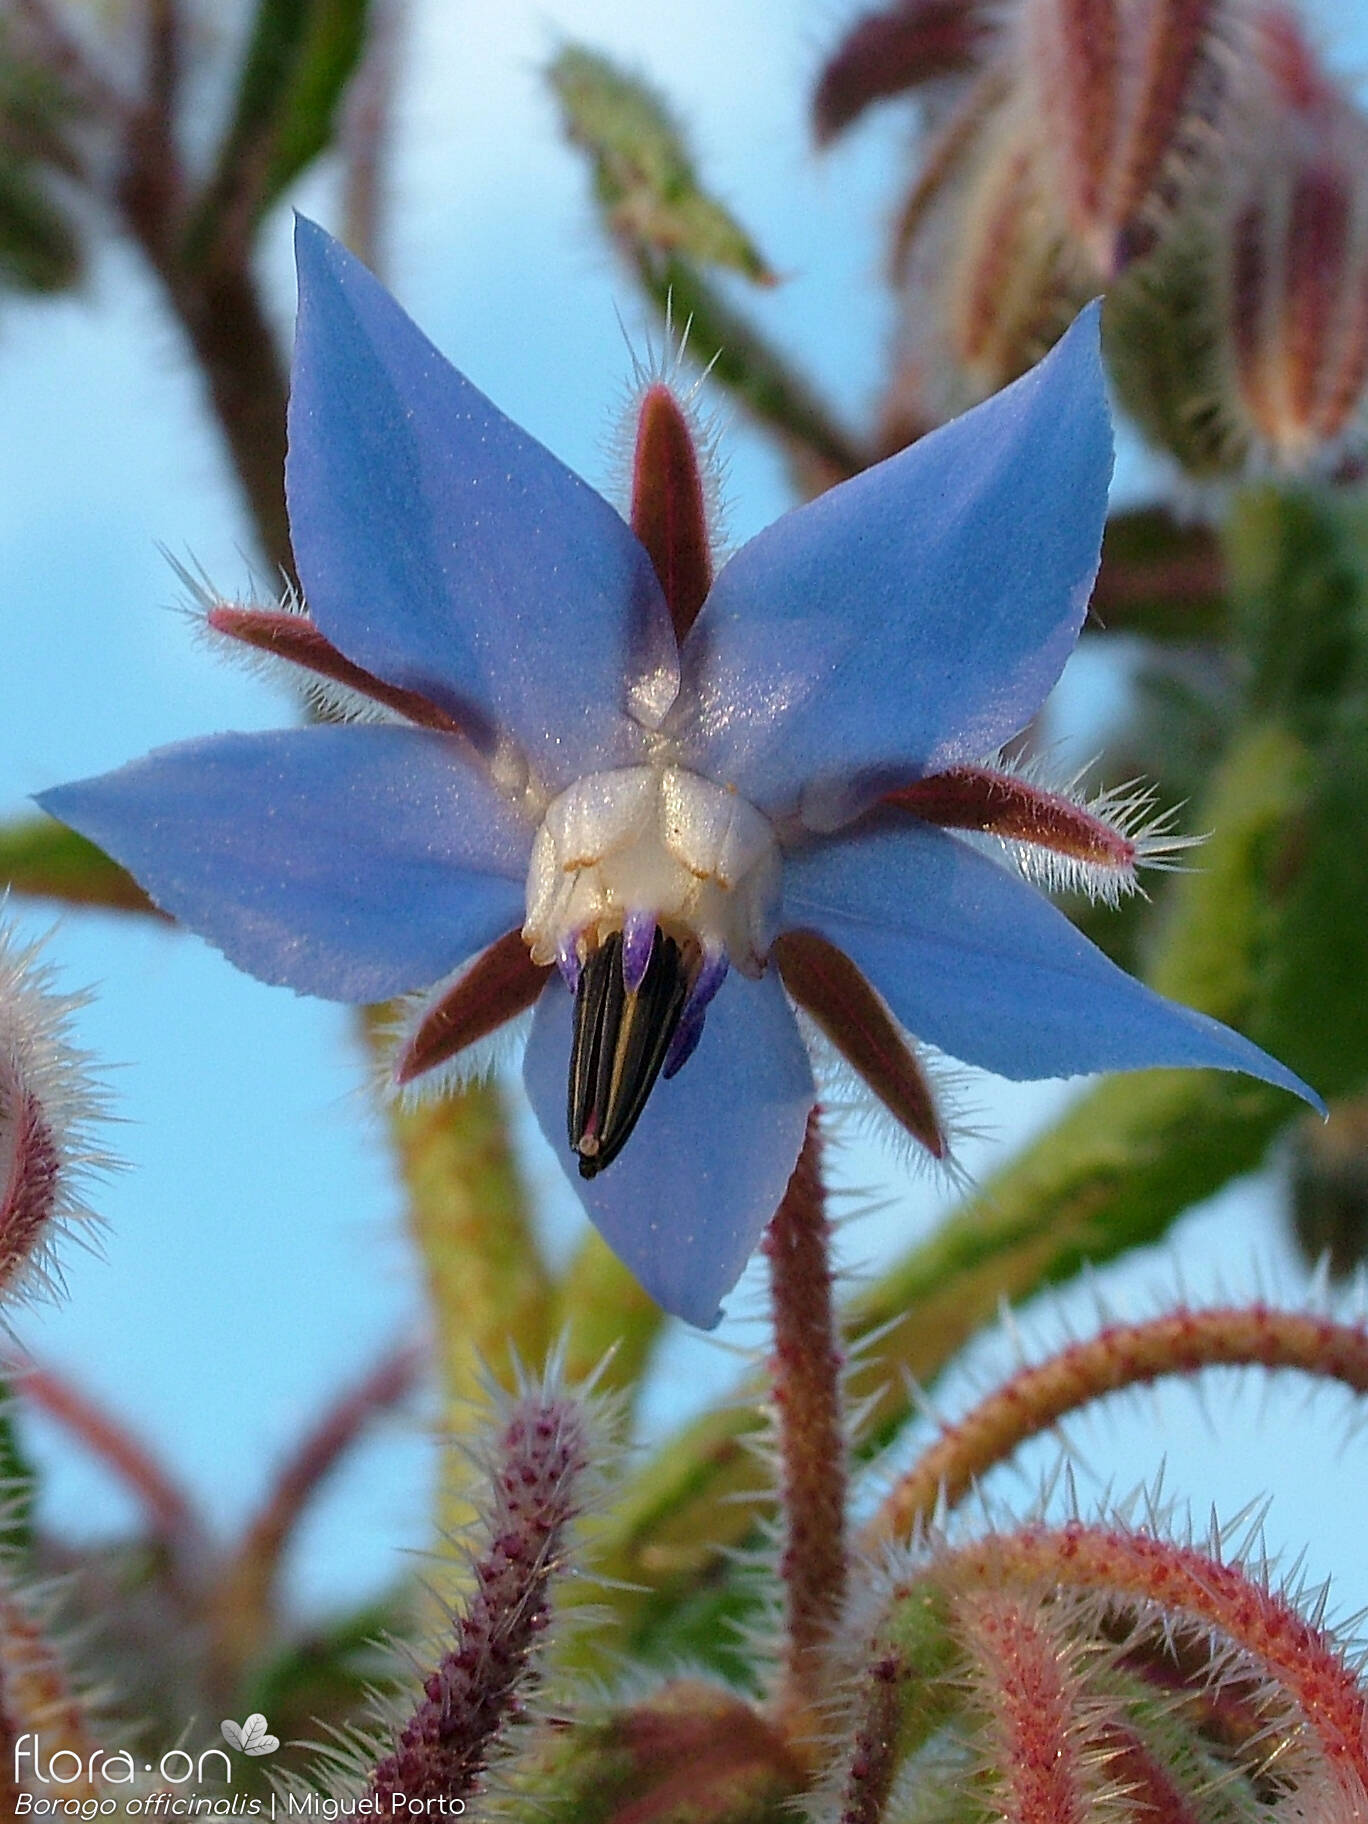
[549,45,776,284]
[185,0,371,263]
[0,1386,37,1556]
[1218,492,1368,1091]
[0,816,161,915]
[1090,508,1228,640]
[0,154,80,293]
[549,44,865,493]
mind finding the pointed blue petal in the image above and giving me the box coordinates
[287,218,679,789]
[671,308,1113,827]
[523,970,814,1327]
[39,727,532,1003]
[782,820,1321,1107]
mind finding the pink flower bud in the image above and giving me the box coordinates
[0,923,109,1308]
[1020,0,1231,278]
[889,84,1087,419]
[1217,7,1368,470]
[813,0,999,144]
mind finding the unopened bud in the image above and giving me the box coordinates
[0,923,108,1308]
[1020,0,1233,279]
[1216,7,1368,472]
[925,90,1084,406]
[812,0,999,144]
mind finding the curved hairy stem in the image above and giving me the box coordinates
[862,1305,1368,1547]
[205,1341,421,1694]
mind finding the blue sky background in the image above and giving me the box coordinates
[2,0,1368,1633]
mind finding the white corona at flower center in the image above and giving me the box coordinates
[522,766,781,976]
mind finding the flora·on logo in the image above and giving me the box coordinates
[220,1714,280,1756]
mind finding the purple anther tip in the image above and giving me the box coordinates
[556,936,582,994]
[663,1003,706,1079]
[621,908,657,994]
[691,948,729,1014]
[662,949,729,1079]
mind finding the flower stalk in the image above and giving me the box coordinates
[763,1113,848,1730]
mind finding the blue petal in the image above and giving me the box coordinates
[287,218,679,789]
[39,727,532,1003]
[671,308,1113,827]
[782,819,1322,1107]
[523,970,815,1327]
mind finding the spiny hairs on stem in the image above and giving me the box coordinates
[862,1301,1368,1550]
[291,1363,617,1810]
[762,1112,850,1732]
[826,1498,1368,1824]
[0,1566,106,1805]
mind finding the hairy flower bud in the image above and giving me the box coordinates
[0,922,108,1308]
[889,85,1087,421]
[1216,7,1368,472]
[813,0,1000,144]
[1105,4,1368,479]
[1020,0,1233,278]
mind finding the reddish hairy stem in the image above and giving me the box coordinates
[835,1653,908,1824]
[235,1341,423,1583]
[936,1524,1368,1798]
[370,1391,591,1804]
[7,1359,204,1563]
[206,1341,423,1691]
[1091,1720,1209,1824]
[954,1592,1093,1824]
[862,1305,1368,1549]
[205,1342,423,1692]
[762,1114,848,1728]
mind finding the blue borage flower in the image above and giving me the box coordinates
[40,220,1318,1327]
